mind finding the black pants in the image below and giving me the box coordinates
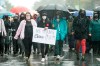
[54,40,63,56]
[13,38,18,54]
[17,38,25,54]
[33,42,37,52]
[68,34,75,49]
[4,36,10,54]
[33,43,41,53]
[41,44,49,58]
[5,44,9,54]
[92,41,100,53]
[0,37,4,55]
[23,37,32,58]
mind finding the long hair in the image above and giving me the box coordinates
[19,12,25,21]
[25,12,32,20]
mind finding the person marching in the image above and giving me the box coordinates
[14,12,37,61]
[0,19,7,56]
[52,11,68,60]
[89,13,100,54]
[72,9,90,61]
[11,15,19,56]
[37,12,52,62]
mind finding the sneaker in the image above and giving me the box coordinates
[33,51,36,54]
[56,55,60,60]
[45,55,48,60]
[41,58,45,62]
[39,53,41,55]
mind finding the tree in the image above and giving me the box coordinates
[33,0,66,10]
[5,0,13,11]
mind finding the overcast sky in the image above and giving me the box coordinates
[8,0,40,9]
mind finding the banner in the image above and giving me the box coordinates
[32,27,56,45]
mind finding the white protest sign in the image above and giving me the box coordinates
[32,27,56,45]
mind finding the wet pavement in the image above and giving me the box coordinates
[0,45,100,66]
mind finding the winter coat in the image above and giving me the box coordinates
[52,18,68,40]
[0,19,7,36]
[37,18,52,28]
[72,17,90,40]
[4,20,11,33]
[89,19,100,41]
[14,19,37,39]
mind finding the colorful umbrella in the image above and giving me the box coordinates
[0,10,15,18]
[0,6,6,11]
[10,6,29,13]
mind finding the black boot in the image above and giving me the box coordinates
[76,53,79,60]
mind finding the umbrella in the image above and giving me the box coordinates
[73,10,94,16]
[37,4,69,12]
[0,10,15,18]
[10,6,29,13]
[94,6,100,11]
[0,6,6,11]
[37,4,70,20]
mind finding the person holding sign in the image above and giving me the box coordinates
[14,12,37,61]
[37,12,52,62]
[52,11,68,60]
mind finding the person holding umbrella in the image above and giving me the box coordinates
[52,11,68,60]
[37,12,52,62]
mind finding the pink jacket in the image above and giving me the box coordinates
[0,19,7,36]
[14,19,37,39]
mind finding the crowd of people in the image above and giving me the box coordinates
[0,9,100,63]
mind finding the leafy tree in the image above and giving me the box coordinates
[33,0,66,10]
[5,0,13,11]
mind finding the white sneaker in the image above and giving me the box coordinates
[41,58,45,62]
[45,55,48,60]
[57,55,60,60]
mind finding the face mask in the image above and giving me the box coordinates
[57,15,60,19]
[80,13,85,17]
[42,16,47,20]
[57,18,60,22]
[94,15,98,19]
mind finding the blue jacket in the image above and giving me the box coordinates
[52,18,68,40]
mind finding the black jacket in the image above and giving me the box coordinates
[72,17,90,39]
[37,18,52,29]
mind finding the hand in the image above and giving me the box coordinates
[14,36,18,39]
[71,32,74,35]
[44,27,48,30]
[52,24,54,28]
[89,34,92,36]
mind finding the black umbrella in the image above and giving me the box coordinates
[37,4,70,20]
[37,4,68,12]
[94,6,100,11]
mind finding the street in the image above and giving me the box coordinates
[0,45,100,66]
